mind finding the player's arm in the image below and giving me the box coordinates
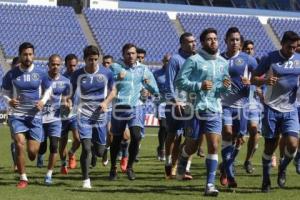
[99,72,116,112]
[142,67,159,95]
[36,74,53,111]
[1,71,20,108]
[251,55,277,86]
[175,58,204,92]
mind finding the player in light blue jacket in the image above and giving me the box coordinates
[175,28,231,197]
[109,43,159,181]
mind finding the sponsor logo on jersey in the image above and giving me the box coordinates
[235,58,245,66]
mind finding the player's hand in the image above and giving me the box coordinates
[223,77,231,88]
[118,71,126,80]
[141,88,150,97]
[99,102,108,113]
[174,101,185,117]
[266,76,278,86]
[240,76,251,85]
[9,99,20,108]
[35,100,45,111]
[201,80,213,90]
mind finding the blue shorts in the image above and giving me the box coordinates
[185,111,222,140]
[9,115,43,142]
[111,105,144,136]
[262,105,299,139]
[165,104,185,135]
[42,121,62,141]
[222,106,247,136]
[61,116,77,136]
[77,115,107,145]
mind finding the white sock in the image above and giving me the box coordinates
[46,170,53,177]
[186,160,192,172]
[165,155,172,166]
[20,173,28,181]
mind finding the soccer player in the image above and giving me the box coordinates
[137,48,147,64]
[153,53,171,161]
[91,54,114,167]
[251,31,300,192]
[242,40,263,173]
[109,43,158,181]
[175,28,231,196]
[220,27,257,187]
[164,32,196,179]
[58,54,81,174]
[1,42,52,189]
[7,56,20,172]
[71,45,116,188]
[40,54,71,185]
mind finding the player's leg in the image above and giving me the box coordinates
[59,120,69,174]
[157,118,167,161]
[277,110,299,188]
[45,136,59,185]
[68,118,80,169]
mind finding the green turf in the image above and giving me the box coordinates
[0,125,299,200]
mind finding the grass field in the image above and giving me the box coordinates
[0,125,300,200]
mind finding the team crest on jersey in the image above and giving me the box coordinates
[294,60,300,67]
[95,74,105,82]
[55,81,65,88]
[31,73,40,81]
[235,58,244,66]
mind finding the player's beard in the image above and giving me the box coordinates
[203,46,218,55]
[22,60,33,68]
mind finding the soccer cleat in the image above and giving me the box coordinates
[82,179,92,189]
[120,157,128,173]
[60,165,68,175]
[36,154,44,168]
[165,165,172,179]
[227,178,238,188]
[102,149,109,166]
[277,169,286,188]
[109,167,118,181]
[204,184,219,197]
[219,163,228,186]
[68,153,77,169]
[44,176,52,186]
[244,160,254,174]
[261,178,271,193]
[126,168,136,180]
[16,180,28,189]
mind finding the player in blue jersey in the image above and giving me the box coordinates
[242,40,264,173]
[175,28,231,196]
[71,46,116,188]
[219,27,258,188]
[153,53,171,161]
[90,54,114,167]
[1,42,52,189]
[58,54,81,174]
[251,31,300,192]
[8,57,20,172]
[164,32,196,179]
[109,43,159,181]
[38,54,71,185]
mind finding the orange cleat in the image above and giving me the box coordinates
[17,180,28,189]
[60,165,68,175]
[68,153,77,169]
[120,157,128,173]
